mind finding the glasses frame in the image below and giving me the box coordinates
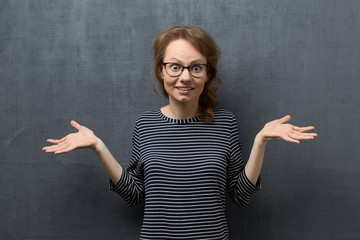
[162,62,209,78]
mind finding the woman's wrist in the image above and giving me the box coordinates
[91,136,105,153]
[254,131,268,147]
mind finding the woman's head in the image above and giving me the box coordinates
[153,26,222,123]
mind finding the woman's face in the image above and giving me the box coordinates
[160,39,208,107]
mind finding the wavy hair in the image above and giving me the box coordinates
[153,26,222,123]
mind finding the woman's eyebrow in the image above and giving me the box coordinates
[165,58,206,64]
[164,58,182,63]
[189,59,205,64]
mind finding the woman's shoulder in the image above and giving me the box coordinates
[213,108,237,121]
[135,109,160,123]
[138,109,159,117]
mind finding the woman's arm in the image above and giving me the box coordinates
[244,115,318,185]
[42,120,123,184]
[244,134,267,185]
[92,138,123,184]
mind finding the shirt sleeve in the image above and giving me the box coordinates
[109,123,145,206]
[227,114,261,206]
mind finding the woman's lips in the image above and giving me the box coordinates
[176,87,193,91]
[175,87,194,94]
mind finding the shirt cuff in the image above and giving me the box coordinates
[240,169,262,194]
[109,170,127,194]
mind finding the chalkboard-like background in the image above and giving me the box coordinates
[1,0,359,239]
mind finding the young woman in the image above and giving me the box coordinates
[43,27,317,239]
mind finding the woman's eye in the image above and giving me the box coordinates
[170,64,180,71]
[192,65,202,72]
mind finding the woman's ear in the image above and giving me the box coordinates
[159,65,164,79]
[204,74,209,82]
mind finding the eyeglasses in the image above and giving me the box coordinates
[162,62,209,78]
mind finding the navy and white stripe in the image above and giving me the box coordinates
[110,109,261,239]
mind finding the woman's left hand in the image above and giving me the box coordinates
[259,115,318,144]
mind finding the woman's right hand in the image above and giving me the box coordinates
[42,120,99,154]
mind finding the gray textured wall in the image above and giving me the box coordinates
[1,0,359,239]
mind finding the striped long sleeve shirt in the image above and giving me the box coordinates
[110,109,261,239]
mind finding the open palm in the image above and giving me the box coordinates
[260,115,317,144]
[42,120,97,154]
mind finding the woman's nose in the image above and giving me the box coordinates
[179,68,192,82]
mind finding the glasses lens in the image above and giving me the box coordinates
[164,63,208,77]
[190,65,207,77]
[165,63,182,76]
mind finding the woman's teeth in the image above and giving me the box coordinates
[177,87,192,90]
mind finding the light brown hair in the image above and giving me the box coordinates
[153,26,222,123]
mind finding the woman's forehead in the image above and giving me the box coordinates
[164,39,206,63]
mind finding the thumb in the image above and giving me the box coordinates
[70,120,81,130]
[279,115,291,124]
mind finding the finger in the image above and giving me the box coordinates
[42,146,52,152]
[282,134,300,144]
[292,134,315,140]
[293,126,315,133]
[298,133,317,138]
[54,146,74,154]
[43,145,62,153]
[70,120,82,130]
[299,136,315,140]
[43,144,59,151]
[54,143,76,154]
[47,137,66,144]
[292,129,318,137]
[53,143,71,154]
[290,131,318,140]
[301,132,318,136]
[43,146,58,153]
[43,141,67,152]
[279,115,291,124]
[43,145,54,150]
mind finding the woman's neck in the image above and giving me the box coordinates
[161,101,200,120]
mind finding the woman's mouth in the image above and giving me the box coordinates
[176,87,193,91]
